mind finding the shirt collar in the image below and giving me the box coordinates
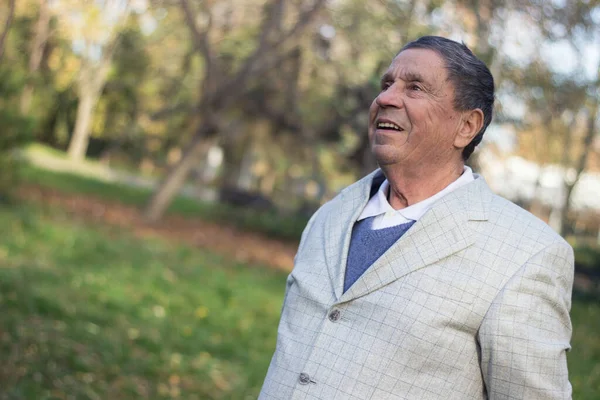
[358,166,475,222]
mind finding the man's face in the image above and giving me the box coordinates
[368,48,463,169]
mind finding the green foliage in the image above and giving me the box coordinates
[0,203,287,399]
[568,291,600,398]
[113,25,151,83]
[574,244,600,271]
[0,68,34,201]
[95,23,151,145]
[0,113,33,199]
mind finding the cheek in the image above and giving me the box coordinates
[368,101,378,138]
[369,100,378,122]
[407,107,435,135]
[425,104,453,133]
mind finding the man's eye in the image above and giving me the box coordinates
[381,82,391,91]
[409,84,422,91]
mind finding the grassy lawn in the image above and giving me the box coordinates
[19,164,307,242]
[3,160,598,398]
[1,203,599,399]
[0,203,287,399]
[569,292,600,398]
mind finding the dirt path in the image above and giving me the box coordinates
[18,185,298,272]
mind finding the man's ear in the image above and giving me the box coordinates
[454,109,484,149]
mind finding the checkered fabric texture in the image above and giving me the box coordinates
[259,170,574,400]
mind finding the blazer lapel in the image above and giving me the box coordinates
[324,170,384,301]
[338,175,492,303]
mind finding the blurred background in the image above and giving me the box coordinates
[0,0,599,398]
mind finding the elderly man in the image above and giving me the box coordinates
[260,36,574,400]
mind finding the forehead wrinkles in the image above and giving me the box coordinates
[389,65,448,98]
[392,50,452,83]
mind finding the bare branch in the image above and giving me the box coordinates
[179,0,214,88]
[28,0,51,73]
[0,0,16,62]
[152,44,305,120]
[256,0,285,50]
[158,1,325,123]
[281,0,327,43]
[213,45,305,110]
[215,0,326,106]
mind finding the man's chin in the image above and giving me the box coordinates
[371,146,402,166]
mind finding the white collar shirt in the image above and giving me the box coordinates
[358,166,475,230]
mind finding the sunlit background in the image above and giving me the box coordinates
[0,0,599,398]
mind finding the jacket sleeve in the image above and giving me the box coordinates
[478,241,574,399]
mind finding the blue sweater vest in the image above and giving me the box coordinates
[343,217,415,293]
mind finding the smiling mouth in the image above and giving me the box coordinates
[376,122,404,131]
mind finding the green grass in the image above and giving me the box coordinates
[0,203,287,399]
[25,143,70,159]
[569,292,600,398]
[20,164,308,241]
[1,203,599,399]
[20,164,157,207]
[8,155,600,398]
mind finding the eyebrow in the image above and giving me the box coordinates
[403,71,426,82]
[380,70,427,85]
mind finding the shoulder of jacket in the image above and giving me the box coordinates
[487,193,569,248]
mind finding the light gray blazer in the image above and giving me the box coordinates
[260,170,574,400]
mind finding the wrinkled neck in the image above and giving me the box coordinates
[382,161,464,209]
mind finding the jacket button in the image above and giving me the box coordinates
[328,309,341,322]
[298,372,311,385]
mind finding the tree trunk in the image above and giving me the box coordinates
[558,181,576,237]
[0,0,16,62]
[65,3,127,160]
[67,89,98,161]
[144,128,211,222]
[21,0,51,113]
[559,104,598,237]
[556,114,577,236]
[219,130,251,190]
[67,43,117,161]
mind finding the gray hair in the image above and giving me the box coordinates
[400,36,495,161]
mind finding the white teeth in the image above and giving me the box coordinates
[377,122,401,130]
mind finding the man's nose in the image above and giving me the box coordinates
[375,85,403,108]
